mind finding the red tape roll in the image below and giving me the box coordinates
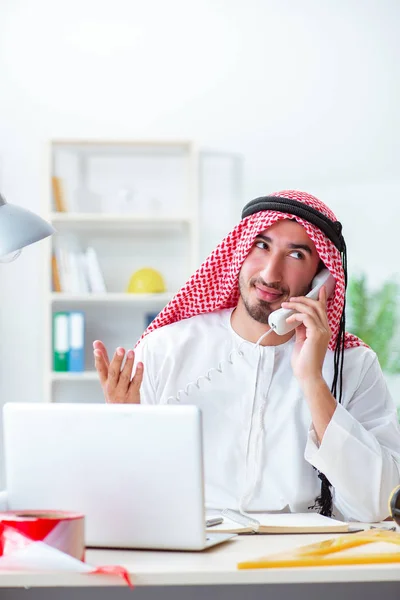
[0,510,85,560]
[0,510,133,587]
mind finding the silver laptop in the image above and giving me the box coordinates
[2,403,235,551]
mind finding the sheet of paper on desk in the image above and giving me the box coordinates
[238,529,400,568]
[206,512,350,534]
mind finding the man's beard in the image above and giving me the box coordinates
[238,275,282,325]
[242,296,273,325]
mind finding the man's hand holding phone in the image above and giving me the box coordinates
[281,285,332,385]
[93,340,143,403]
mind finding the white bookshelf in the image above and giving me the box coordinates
[43,139,243,403]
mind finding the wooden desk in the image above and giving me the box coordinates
[1,531,400,599]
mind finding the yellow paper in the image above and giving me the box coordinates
[238,529,400,569]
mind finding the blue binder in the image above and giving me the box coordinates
[68,311,85,372]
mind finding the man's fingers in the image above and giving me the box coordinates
[286,312,332,339]
[94,350,108,386]
[107,347,126,387]
[93,340,110,366]
[283,300,325,327]
[118,349,135,388]
[319,285,327,307]
[128,361,144,403]
[283,297,328,326]
[286,312,318,331]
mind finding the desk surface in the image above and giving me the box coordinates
[1,530,400,588]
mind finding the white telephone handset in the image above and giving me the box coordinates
[268,268,336,336]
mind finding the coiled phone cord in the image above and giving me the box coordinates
[167,327,274,403]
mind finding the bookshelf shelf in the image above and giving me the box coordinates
[51,371,98,382]
[50,212,190,224]
[51,140,192,155]
[50,213,192,226]
[50,292,175,304]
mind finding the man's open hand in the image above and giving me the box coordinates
[93,340,143,403]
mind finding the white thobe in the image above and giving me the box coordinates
[135,308,400,521]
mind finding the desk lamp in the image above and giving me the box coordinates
[0,193,55,260]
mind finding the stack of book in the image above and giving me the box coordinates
[52,236,106,294]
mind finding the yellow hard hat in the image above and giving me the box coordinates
[126,267,166,294]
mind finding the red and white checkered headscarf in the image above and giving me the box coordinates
[138,190,364,352]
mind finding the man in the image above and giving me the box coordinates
[94,190,400,522]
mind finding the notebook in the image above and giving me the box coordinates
[206,509,351,534]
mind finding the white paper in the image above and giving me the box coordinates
[252,512,346,527]
[211,511,347,531]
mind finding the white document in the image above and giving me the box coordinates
[208,511,350,534]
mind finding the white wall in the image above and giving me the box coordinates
[0,0,399,486]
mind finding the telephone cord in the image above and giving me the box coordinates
[167,328,274,404]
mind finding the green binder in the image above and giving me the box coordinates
[53,311,69,371]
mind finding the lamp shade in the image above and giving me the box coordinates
[0,194,55,258]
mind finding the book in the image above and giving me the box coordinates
[52,176,67,212]
[54,242,70,293]
[68,250,88,294]
[206,510,351,534]
[51,254,62,292]
[77,252,91,293]
[85,247,107,293]
[53,312,69,371]
[67,312,85,372]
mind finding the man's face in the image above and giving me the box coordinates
[238,219,321,325]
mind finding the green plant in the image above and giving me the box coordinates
[346,273,400,373]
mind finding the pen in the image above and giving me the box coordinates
[206,517,224,527]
